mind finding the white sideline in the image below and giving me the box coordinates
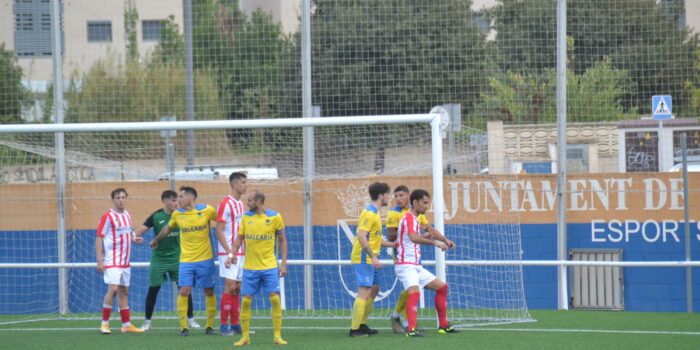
[0,326,699,336]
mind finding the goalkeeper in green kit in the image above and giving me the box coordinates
[133,190,199,330]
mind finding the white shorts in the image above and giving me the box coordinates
[218,255,244,281]
[104,267,131,286]
[394,264,436,290]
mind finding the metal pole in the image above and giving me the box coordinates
[166,140,175,191]
[431,115,446,283]
[50,0,68,315]
[183,0,195,166]
[556,0,569,311]
[301,0,314,310]
[681,133,693,313]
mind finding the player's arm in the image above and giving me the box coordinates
[215,203,232,254]
[150,225,171,248]
[423,226,455,249]
[381,238,396,248]
[357,229,381,268]
[95,236,105,273]
[277,228,287,278]
[229,233,244,266]
[215,221,231,255]
[134,212,154,238]
[408,232,447,251]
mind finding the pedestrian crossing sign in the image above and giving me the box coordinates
[652,95,672,119]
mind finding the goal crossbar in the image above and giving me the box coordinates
[0,114,438,134]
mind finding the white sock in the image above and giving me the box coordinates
[122,322,131,327]
[101,320,109,326]
[391,311,400,318]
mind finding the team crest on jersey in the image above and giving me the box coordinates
[198,212,202,217]
[265,219,270,226]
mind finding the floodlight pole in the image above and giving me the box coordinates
[301,0,314,310]
[50,0,68,316]
[556,0,569,310]
[681,134,693,313]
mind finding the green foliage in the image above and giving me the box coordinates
[192,0,299,149]
[473,58,637,126]
[124,2,139,62]
[151,15,185,65]
[64,56,224,160]
[0,43,29,124]
[491,0,699,115]
[309,0,488,117]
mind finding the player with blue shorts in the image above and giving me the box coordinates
[229,190,288,346]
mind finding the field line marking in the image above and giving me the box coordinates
[0,326,699,336]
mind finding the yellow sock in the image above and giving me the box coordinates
[361,297,374,324]
[177,295,189,330]
[270,294,283,339]
[205,295,216,329]
[395,290,408,315]
[240,297,252,338]
[350,298,366,330]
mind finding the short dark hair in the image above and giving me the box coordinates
[111,188,127,199]
[410,189,430,204]
[251,190,265,204]
[179,186,198,199]
[161,190,177,201]
[394,185,409,194]
[368,182,390,201]
[229,172,247,183]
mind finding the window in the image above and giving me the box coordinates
[142,20,164,41]
[566,144,589,173]
[13,0,63,57]
[87,21,112,42]
[625,132,658,172]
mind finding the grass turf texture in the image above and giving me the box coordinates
[1,310,699,350]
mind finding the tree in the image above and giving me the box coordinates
[64,56,226,160]
[192,0,298,148]
[0,43,29,124]
[473,58,638,125]
[491,0,699,115]
[151,15,185,65]
[309,0,488,117]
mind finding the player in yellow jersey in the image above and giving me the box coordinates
[349,182,395,337]
[386,185,455,333]
[151,186,218,337]
[228,190,288,346]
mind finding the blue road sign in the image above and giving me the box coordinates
[652,95,672,120]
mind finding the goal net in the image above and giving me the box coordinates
[0,116,530,326]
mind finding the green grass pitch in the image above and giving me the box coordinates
[1,310,700,350]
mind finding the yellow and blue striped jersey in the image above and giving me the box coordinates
[168,204,217,263]
[386,205,429,229]
[239,209,285,270]
[351,204,383,264]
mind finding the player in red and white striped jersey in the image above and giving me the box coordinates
[395,189,459,337]
[95,188,144,334]
[214,172,248,335]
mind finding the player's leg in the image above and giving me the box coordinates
[219,255,242,335]
[169,260,199,328]
[178,262,195,335]
[230,257,244,333]
[116,269,143,333]
[100,278,119,334]
[262,268,286,345]
[423,274,458,334]
[234,268,260,346]
[194,259,217,335]
[391,290,409,333]
[359,267,380,335]
[395,264,422,337]
[350,263,373,337]
[142,260,166,330]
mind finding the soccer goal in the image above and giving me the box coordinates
[0,112,532,326]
